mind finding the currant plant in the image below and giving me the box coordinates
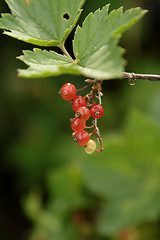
[1,0,159,153]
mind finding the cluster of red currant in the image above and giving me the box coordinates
[59,81,104,153]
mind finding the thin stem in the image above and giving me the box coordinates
[93,119,104,152]
[92,88,95,105]
[123,72,160,82]
[98,91,102,105]
[85,125,94,129]
[76,83,92,93]
[89,83,104,152]
[59,44,75,63]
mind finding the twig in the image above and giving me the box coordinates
[123,72,160,82]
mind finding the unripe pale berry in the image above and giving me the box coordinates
[90,104,104,118]
[84,139,97,154]
[72,95,86,112]
[71,118,86,132]
[73,130,90,146]
[75,106,90,121]
[60,83,76,101]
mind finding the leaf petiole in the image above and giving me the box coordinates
[59,44,76,63]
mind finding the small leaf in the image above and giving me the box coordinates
[18,45,124,79]
[17,48,80,78]
[18,43,125,79]
[46,167,87,213]
[0,0,86,46]
[73,5,147,80]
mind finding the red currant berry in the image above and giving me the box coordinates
[60,83,76,101]
[71,118,86,132]
[72,95,86,112]
[90,104,104,118]
[73,130,90,146]
[75,106,90,121]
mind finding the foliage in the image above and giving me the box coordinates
[21,109,160,240]
[0,0,85,46]
[79,110,160,235]
[0,0,147,79]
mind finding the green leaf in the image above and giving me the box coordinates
[74,36,125,80]
[17,48,80,78]
[18,5,147,79]
[5,2,147,79]
[46,166,87,213]
[73,5,147,79]
[78,110,160,235]
[18,46,125,79]
[0,0,86,46]
[22,191,43,223]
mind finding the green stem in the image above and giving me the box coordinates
[59,44,75,63]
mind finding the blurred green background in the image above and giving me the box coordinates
[0,0,160,240]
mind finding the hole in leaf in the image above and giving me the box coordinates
[63,13,70,20]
